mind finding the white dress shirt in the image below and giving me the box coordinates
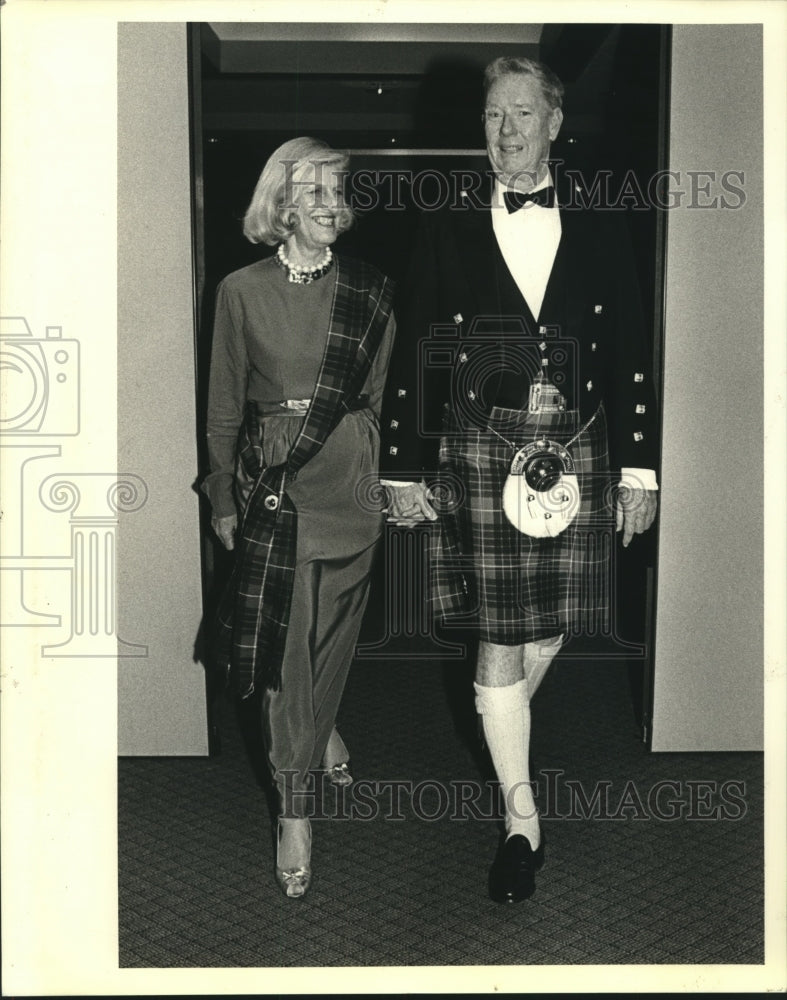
[491,174,561,321]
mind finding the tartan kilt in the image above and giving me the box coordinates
[430,402,614,644]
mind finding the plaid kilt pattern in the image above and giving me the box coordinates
[213,256,394,696]
[430,402,613,644]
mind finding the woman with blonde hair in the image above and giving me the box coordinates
[203,137,395,898]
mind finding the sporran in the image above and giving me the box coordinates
[502,437,580,538]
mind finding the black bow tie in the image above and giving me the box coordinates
[503,187,556,212]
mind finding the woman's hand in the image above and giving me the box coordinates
[212,513,238,550]
[385,482,438,525]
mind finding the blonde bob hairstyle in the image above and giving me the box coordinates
[242,136,353,246]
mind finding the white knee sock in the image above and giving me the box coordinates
[474,679,540,847]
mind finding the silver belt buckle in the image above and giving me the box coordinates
[528,381,566,414]
[280,398,311,413]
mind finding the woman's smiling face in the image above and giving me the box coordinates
[287,162,349,259]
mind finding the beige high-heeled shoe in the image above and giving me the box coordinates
[323,761,353,787]
[321,727,353,787]
[275,818,312,899]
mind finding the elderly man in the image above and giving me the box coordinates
[380,55,658,903]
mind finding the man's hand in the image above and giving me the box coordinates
[212,513,237,550]
[616,488,657,547]
[385,482,438,525]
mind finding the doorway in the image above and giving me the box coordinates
[189,21,670,735]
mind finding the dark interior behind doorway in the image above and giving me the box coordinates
[190,22,669,734]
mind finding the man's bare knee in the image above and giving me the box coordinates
[476,641,526,687]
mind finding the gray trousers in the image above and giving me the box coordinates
[262,543,376,817]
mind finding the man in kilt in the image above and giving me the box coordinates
[380,56,658,903]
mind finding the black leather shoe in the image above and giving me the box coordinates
[488,833,545,904]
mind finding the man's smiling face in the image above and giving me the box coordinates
[483,73,563,191]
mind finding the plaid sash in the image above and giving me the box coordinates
[214,256,394,696]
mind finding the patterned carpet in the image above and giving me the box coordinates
[118,606,763,968]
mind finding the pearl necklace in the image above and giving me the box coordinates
[275,244,334,284]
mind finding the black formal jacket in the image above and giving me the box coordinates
[379,173,659,481]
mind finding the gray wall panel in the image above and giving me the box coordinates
[117,23,207,755]
[652,24,763,750]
